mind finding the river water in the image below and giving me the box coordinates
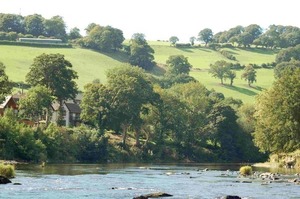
[1,163,299,199]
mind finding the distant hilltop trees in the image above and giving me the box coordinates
[2,13,300,50]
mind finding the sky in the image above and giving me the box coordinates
[1,0,300,42]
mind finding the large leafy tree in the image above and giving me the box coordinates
[169,36,179,45]
[254,68,300,153]
[209,60,231,84]
[68,27,82,40]
[166,55,192,75]
[198,28,213,46]
[24,14,45,36]
[25,53,78,103]
[129,33,155,70]
[79,24,124,52]
[241,65,257,86]
[0,13,24,33]
[81,65,157,146]
[44,15,67,40]
[0,62,12,101]
[18,85,53,125]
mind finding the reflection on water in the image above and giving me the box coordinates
[1,163,299,199]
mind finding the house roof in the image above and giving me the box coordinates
[64,102,81,113]
[0,96,12,109]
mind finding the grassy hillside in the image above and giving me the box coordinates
[0,43,277,103]
[0,45,127,89]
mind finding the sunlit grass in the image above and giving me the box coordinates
[0,46,127,89]
[1,43,276,103]
[190,68,274,103]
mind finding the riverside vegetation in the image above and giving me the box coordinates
[0,13,299,166]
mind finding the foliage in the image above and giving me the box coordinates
[68,27,82,40]
[70,126,109,162]
[26,53,78,102]
[190,36,196,46]
[24,14,45,37]
[241,65,257,86]
[79,24,124,52]
[224,70,236,86]
[198,28,213,46]
[166,55,192,75]
[239,165,252,176]
[274,59,300,78]
[43,16,67,41]
[254,68,300,153]
[81,65,158,147]
[0,62,12,101]
[129,33,155,70]
[18,85,54,125]
[209,60,231,84]
[275,44,300,63]
[169,36,179,45]
[0,13,24,33]
[0,109,46,161]
[0,164,15,178]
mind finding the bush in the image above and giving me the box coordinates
[219,49,236,61]
[239,165,252,176]
[0,164,15,178]
[175,43,191,48]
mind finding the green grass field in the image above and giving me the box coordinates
[0,43,277,103]
[190,68,275,103]
[0,46,127,89]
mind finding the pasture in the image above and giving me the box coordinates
[0,43,277,103]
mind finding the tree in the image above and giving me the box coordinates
[44,15,67,40]
[274,59,300,78]
[25,53,78,103]
[79,25,124,52]
[129,33,155,70]
[241,65,256,86]
[238,32,253,47]
[106,65,157,146]
[205,102,242,161]
[68,27,82,40]
[24,14,45,36]
[81,65,157,147]
[198,28,213,46]
[0,62,12,101]
[166,55,192,75]
[275,44,300,63]
[254,68,300,153]
[209,60,231,84]
[169,36,179,45]
[224,70,236,86]
[0,13,24,33]
[190,36,196,45]
[18,85,54,126]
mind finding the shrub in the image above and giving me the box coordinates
[219,49,236,61]
[175,43,191,48]
[0,164,15,178]
[239,165,252,176]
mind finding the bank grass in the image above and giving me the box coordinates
[239,165,252,176]
[0,163,15,178]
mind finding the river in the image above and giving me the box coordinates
[1,163,299,199]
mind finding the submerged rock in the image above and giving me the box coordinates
[0,176,12,184]
[222,196,241,199]
[133,192,173,199]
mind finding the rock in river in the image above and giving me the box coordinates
[133,192,173,199]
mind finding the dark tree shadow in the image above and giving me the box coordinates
[176,47,194,53]
[223,84,258,96]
